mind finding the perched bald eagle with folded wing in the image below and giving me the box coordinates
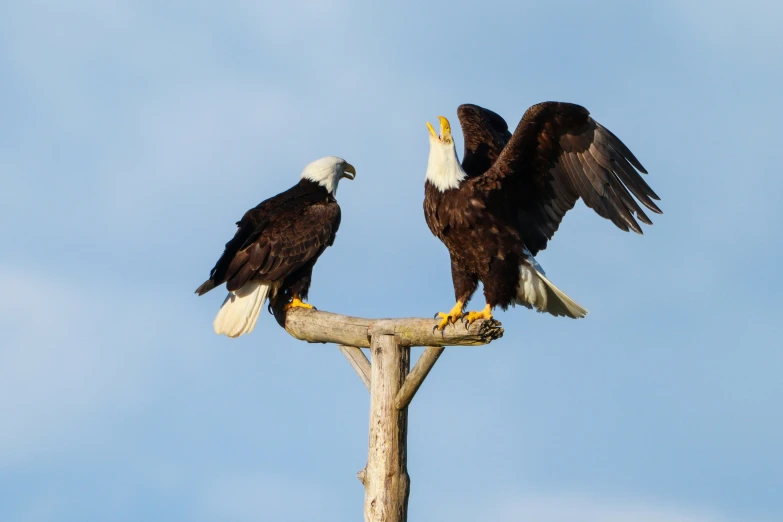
[196,156,356,337]
[424,102,661,330]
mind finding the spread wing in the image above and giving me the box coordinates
[473,101,661,254]
[457,104,512,177]
[196,197,341,295]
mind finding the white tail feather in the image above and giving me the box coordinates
[213,281,273,337]
[535,271,588,318]
[516,263,588,319]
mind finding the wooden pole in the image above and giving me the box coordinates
[360,334,410,522]
[272,307,504,521]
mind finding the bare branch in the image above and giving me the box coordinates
[279,308,503,348]
[338,345,371,391]
[395,346,445,410]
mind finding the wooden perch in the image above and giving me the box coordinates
[270,305,504,522]
[278,308,504,347]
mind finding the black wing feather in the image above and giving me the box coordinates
[457,104,512,177]
[196,183,341,295]
[466,101,661,254]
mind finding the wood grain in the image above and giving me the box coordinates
[363,334,410,522]
[280,308,503,347]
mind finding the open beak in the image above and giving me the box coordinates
[342,162,356,180]
[427,121,438,139]
[426,116,452,141]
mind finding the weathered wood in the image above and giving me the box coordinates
[395,346,445,410]
[267,305,505,521]
[363,334,410,522]
[280,308,503,347]
[338,345,371,391]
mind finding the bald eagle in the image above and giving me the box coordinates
[424,102,661,330]
[196,156,356,337]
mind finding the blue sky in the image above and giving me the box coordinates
[1,1,782,520]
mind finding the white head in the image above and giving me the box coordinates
[300,156,356,195]
[425,116,467,192]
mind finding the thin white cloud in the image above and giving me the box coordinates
[200,473,336,522]
[235,0,350,41]
[664,0,782,59]
[481,495,740,522]
[0,265,177,468]
[0,266,114,465]
[98,81,302,223]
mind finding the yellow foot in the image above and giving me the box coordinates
[284,297,314,312]
[462,304,493,328]
[433,301,464,331]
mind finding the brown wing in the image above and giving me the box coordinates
[196,195,341,294]
[457,104,512,177]
[474,101,661,254]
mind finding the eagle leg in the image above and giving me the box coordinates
[433,301,464,332]
[462,304,493,329]
[284,295,314,312]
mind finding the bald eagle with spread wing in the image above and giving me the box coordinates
[196,156,355,337]
[424,102,661,330]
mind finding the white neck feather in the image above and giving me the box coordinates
[425,138,467,192]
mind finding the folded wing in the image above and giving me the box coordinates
[196,199,341,295]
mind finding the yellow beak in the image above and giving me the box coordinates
[426,116,452,141]
[438,116,451,139]
[342,162,356,180]
[426,121,437,138]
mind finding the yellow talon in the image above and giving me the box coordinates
[463,304,493,327]
[434,301,464,331]
[284,297,314,312]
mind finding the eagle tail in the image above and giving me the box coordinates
[213,281,273,337]
[517,263,588,319]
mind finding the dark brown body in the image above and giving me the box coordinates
[196,179,341,309]
[425,181,528,309]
